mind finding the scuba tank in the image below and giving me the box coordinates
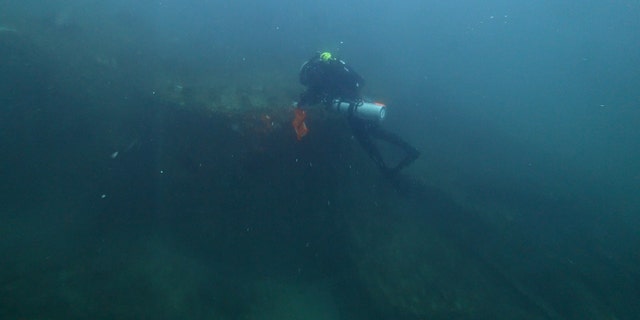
[330,100,387,122]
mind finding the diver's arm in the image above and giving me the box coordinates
[297,89,322,109]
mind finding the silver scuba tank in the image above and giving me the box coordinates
[330,100,387,122]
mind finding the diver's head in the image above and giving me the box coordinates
[319,51,333,63]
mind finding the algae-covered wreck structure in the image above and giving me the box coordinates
[1,3,639,319]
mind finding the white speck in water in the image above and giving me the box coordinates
[110,151,119,159]
[101,194,107,199]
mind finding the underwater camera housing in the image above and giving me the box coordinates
[330,99,387,123]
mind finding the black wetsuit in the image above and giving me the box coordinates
[298,53,420,174]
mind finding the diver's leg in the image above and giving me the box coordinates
[370,126,420,173]
[348,118,388,171]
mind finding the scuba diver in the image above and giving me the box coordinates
[293,51,420,175]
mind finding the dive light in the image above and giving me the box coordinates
[331,100,387,122]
